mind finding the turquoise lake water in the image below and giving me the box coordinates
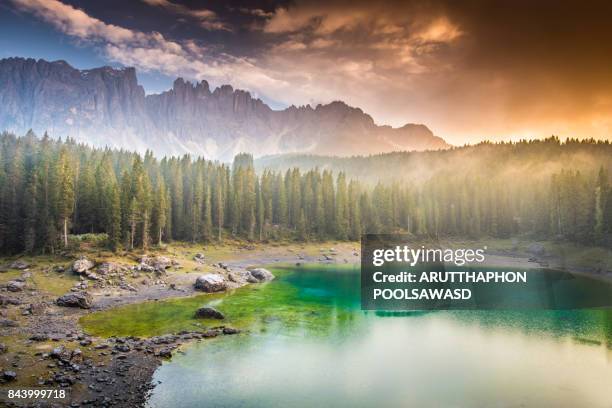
[147,265,612,408]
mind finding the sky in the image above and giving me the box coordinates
[2,0,612,145]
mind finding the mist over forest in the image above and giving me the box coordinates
[1,131,611,255]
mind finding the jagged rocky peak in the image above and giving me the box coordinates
[0,57,450,160]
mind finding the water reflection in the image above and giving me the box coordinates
[147,265,612,408]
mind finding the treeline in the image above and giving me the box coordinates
[1,131,611,254]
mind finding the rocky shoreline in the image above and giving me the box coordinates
[0,244,358,407]
[1,241,607,407]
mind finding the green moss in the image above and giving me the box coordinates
[29,271,79,296]
[80,264,359,338]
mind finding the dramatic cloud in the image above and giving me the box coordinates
[9,0,289,96]
[140,0,231,31]
[254,0,612,143]
[8,0,612,144]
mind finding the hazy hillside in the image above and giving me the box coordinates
[255,138,612,185]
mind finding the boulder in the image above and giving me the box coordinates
[193,253,206,264]
[3,371,16,381]
[248,268,275,282]
[137,263,155,273]
[97,262,127,276]
[194,274,227,292]
[157,347,173,358]
[56,292,93,309]
[245,274,259,283]
[30,333,49,341]
[223,327,240,335]
[194,306,225,320]
[9,260,30,270]
[6,280,26,292]
[72,258,95,274]
[83,271,102,281]
[0,343,7,354]
[140,255,173,271]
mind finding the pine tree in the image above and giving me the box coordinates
[335,172,349,239]
[150,174,168,246]
[56,148,75,248]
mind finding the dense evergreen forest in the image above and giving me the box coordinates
[1,131,611,254]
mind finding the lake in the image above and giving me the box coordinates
[140,265,612,408]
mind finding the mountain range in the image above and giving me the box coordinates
[0,57,450,161]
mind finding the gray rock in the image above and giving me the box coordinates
[9,260,30,270]
[194,274,226,292]
[222,327,240,335]
[140,255,173,271]
[194,307,225,320]
[0,343,7,353]
[3,371,16,381]
[0,295,20,306]
[6,280,26,292]
[138,263,155,273]
[56,292,93,309]
[30,333,49,341]
[72,258,95,274]
[248,268,275,282]
[97,262,127,276]
[246,274,259,283]
[193,253,206,264]
[83,271,102,281]
[0,318,18,327]
[157,347,173,358]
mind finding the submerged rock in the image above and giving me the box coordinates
[72,257,95,274]
[195,307,225,320]
[247,268,275,282]
[56,292,93,309]
[194,274,226,292]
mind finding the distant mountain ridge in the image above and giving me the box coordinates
[0,57,450,160]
